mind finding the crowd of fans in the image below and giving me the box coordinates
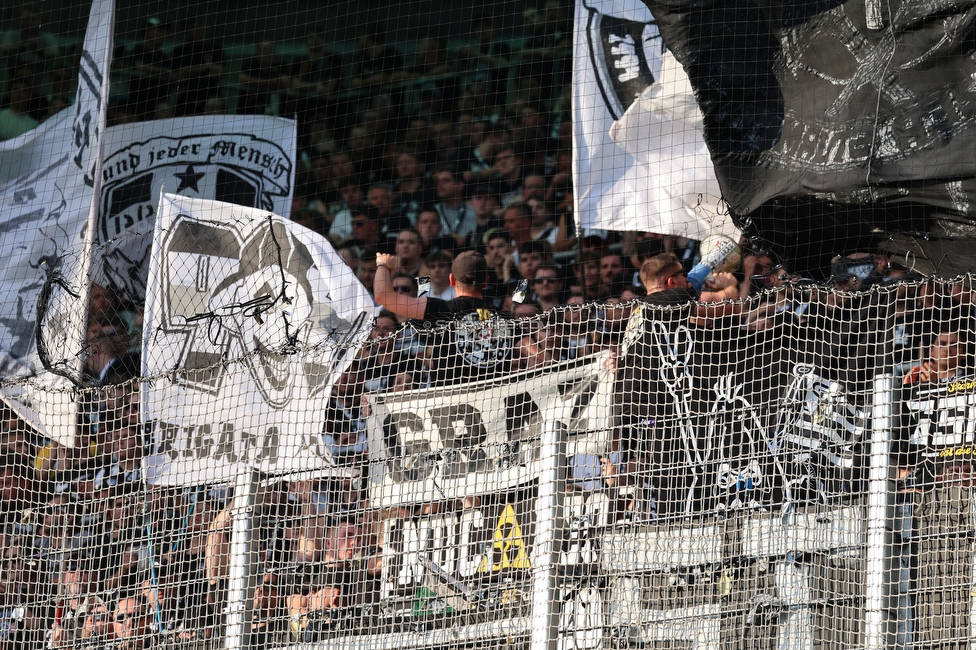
[2,2,976,649]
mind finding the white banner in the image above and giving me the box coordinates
[94,115,297,304]
[0,0,115,445]
[142,193,375,485]
[366,354,615,507]
[572,0,737,239]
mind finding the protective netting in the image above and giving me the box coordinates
[1,275,975,650]
[3,1,976,650]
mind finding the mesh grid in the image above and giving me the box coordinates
[1,2,976,650]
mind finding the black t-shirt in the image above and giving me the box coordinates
[612,292,697,517]
[643,286,698,307]
[420,295,512,386]
[391,181,436,225]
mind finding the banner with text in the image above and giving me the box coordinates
[94,115,296,305]
[366,354,615,508]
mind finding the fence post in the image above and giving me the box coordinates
[532,421,567,650]
[224,468,260,650]
[865,374,895,649]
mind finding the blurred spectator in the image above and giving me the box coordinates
[738,250,775,299]
[347,211,378,249]
[238,41,287,115]
[0,76,39,140]
[91,423,144,495]
[744,267,809,332]
[391,152,435,224]
[360,311,410,394]
[78,597,112,648]
[521,173,547,204]
[458,13,510,107]
[577,250,604,301]
[99,494,149,595]
[291,26,342,99]
[357,248,378,295]
[462,185,502,251]
[346,124,382,183]
[562,296,594,357]
[830,252,882,292]
[394,228,425,278]
[416,209,456,256]
[323,151,359,211]
[492,144,525,206]
[903,325,969,385]
[84,314,131,385]
[0,549,42,649]
[329,181,365,241]
[337,245,361,275]
[401,35,457,90]
[528,197,564,249]
[0,3,59,72]
[427,117,460,168]
[0,457,31,524]
[170,17,226,117]
[348,22,404,91]
[423,251,456,300]
[251,572,284,647]
[455,113,484,151]
[433,167,475,243]
[509,240,552,285]
[484,229,511,279]
[366,185,410,245]
[125,18,171,121]
[600,252,629,299]
[322,363,368,468]
[460,123,508,178]
[502,203,535,253]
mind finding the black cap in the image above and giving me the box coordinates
[452,251,488,285]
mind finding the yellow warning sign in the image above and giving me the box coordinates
[478,504,530,572]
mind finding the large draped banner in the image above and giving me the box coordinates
[642,0,976,225]
[0,0,114,445]
[142,194,375,485]
[572,0,736,238]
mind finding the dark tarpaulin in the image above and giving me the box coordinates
[642,0,976,277]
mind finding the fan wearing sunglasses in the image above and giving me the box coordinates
[532,264,564,312]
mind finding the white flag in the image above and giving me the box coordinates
[142,194,375,485]
[0,0,115,445]
[572,0,737,239]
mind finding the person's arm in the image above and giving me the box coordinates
[694,272,741,322]
[700,272,740,302]
[374,252,428,320]
[552,211,576,253]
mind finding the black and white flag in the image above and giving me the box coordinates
[142,193,375,485]
[572,0,737,238]
[0,0,114,444]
